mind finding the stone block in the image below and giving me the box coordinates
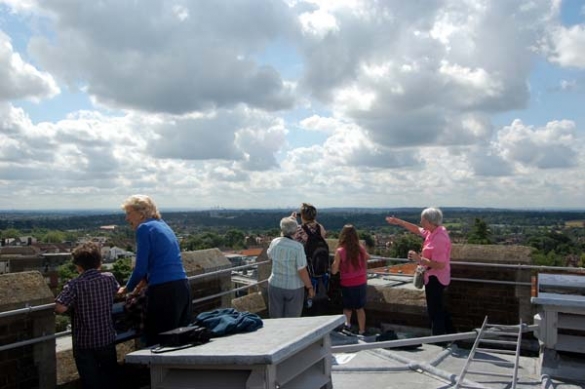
[451,244,533,264]
[0,271,54,312]
[182,248,231,275]
[183,248,233,311]
[231,291,266,314]
[0,271,56,389]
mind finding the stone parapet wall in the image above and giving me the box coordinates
[366,278,428,329]
[258,243,535,332]
[56,340,140,387]
[1,245,536,388]
[448,244,534,331]
[0,271,56,389]
[0,250,235,389]
[365,244,535,332]
[183,248,232,315]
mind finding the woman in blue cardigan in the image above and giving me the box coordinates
[118,194,192,346]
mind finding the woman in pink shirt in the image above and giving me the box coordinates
[331,224,370,335]
[386,207,455,337]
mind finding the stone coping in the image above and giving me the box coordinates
[125,315,344,366]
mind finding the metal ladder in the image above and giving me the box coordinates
[455,316,524,389]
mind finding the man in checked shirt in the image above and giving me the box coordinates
[55,242,120,389]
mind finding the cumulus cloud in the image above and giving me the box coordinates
[0,0,583,210]
[0,0,38,13]
[235,124,287,171]
[148,114,243,161]
[27,0,297,114]
[144,108,288,172]
[496,119,580,169]
[0,30,59,102]
[297,1,548,148]
[547,24,585,68]
[468,147,513,177]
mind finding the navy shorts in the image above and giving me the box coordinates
[341,283,367,310]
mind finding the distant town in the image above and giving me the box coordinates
[1,207,584,293]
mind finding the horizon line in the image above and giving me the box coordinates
[0,206,584,213]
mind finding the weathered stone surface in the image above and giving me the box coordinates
[182,248,233,311]
[452,244,533,264]
[182,248,231,275]
[367,278,427,315]
[231,291,266,314]
[0,271,56,388]
[0,271,54,311]
[56,339,138,386]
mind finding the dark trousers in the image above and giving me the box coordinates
[73,343,119,389]
[145,278,192,346]
[424,276,455,336]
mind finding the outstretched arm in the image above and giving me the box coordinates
[386,216,421,235]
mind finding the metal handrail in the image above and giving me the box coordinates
[369,255,585,272]
[1,253,582,353]
[0,303,55,319]
[192,279,268,304]
[3,254,583,321]
[0,259,273,350]
[187,259,270,281]
[0,259,270,320]
[0,330,71,353]
[0,275,271,351]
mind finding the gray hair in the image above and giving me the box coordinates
[421,207,443,226]
[280,216,298,237]
[121,194,162,220]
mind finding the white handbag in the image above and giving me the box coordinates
[413,265,426,289]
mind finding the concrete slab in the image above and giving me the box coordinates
[332,343,585,389]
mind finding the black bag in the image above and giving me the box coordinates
[158,325,211,347]
[302,224,330,278]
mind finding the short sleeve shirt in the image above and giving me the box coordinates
[420,226,451,286]
[267,237,307,290]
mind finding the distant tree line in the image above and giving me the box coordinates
[1,207,584,232]
[3,208,584,269]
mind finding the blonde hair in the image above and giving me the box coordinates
[121,195,162,220]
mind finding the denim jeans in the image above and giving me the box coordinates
[73,343,119,389]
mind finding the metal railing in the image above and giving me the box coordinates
[1,254,584,354]
[0,259,270,352]
[367,255,585,287]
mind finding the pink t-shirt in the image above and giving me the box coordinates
[336,246,368,287]
[419,226,451,286]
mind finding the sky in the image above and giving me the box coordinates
[1,0,585,211]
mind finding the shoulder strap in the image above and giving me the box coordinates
[315,223,322,236]
[302,223,322,237]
